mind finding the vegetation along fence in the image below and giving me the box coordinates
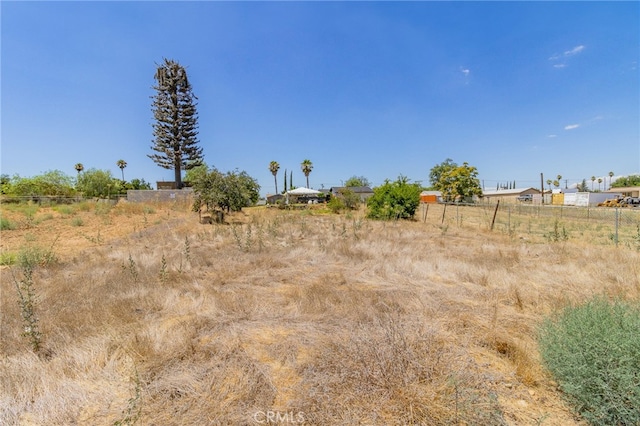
[419,202,640,248]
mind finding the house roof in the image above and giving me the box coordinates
[605,186,640,193]
[482,187,541,196]
[330,186,373,193]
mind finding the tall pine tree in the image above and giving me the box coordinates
[149,59,203,189]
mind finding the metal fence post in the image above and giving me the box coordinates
[615,207,619,247]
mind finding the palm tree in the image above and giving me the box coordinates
[608,171,614,190]
[116,159,127,181]
[546,179,552,192]
[597,178,603,191]
[269,161,280,194]
[74,163,84,175]
[301,159,313,189]
[591,176,596,191]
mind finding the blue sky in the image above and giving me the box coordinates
[2,1,638,195]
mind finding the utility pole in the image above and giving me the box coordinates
[540,173,545,205]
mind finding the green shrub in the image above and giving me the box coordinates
[1,216,16,230]
[17,244,58,268]
[54,205,75,215]
[539,298,640,425]
[327,196,346,213]
[366,176,421,220]
[0,251,17,265]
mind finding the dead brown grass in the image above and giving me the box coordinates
[1,201,638,425]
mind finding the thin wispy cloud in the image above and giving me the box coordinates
[564,124,580,130]
[549,45,585,68]
[547,134,557,138]
[564,45,585,57]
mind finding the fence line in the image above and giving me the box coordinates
[420,203,640,248]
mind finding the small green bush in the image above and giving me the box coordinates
[1,216,16,230]
[54,205,75,215]
[539,298,640,425]
[327,196,346,213]
[366,176,421,220]
[17,245,58,268]
[0,251,17,265]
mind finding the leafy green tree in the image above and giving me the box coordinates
[5,171,75,197]
[428,158,457,188]
[269,161,280,194]
[149,58,203,189]
[74,163,84,175]
[431,161,482,202]
[611,174,640,188]
[76,168,117,198]
[301,159,313,188]
[125,179,152,190]
[366,176,422,220]
[116,159,127,181]
[191,166,260,214]
[0,174,10,195]
[184,163,209,185]
[344,176,371,187]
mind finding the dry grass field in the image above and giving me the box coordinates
[1,200,639,425]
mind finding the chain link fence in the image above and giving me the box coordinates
[418,202,640,249]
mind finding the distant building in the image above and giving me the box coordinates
[605,187,640,197]
[329,186,374,202]
[420,191,442,203]
[266,194,284,205]
[481,187,542,204]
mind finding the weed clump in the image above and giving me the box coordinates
[1,215,17,230]
[544,219,569,242]
[539,297,640,425]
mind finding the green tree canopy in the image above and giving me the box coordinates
[428,158,457,188]
[344,175,371,187]
[191,166,260,214]
[430,160,482,202]
[3,171,75,197]
[366,176,422,220]
[149,58,203,189]
[611,174,640,188]
[76,169,118,198]
[125,179,152,190]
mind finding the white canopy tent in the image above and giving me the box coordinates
[286,187,321,195]
[285,187,321,204]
